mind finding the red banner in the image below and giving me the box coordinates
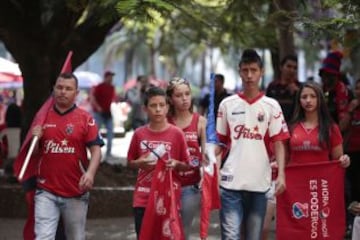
[200,163,220,239]
[139,157,184,240]
[277,161,345,240]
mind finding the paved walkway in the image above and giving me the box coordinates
[0,212,276,239]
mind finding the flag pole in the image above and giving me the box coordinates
[18,136,38,180]
[205,72,218,168]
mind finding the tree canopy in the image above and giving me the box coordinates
[1,0,360,133]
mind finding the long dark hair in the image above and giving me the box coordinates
[290,82,333,149]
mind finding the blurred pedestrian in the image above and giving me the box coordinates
[340,79,360,238]
[125,75,149,130]
[319,51,349,125]
[199,74,231,120]
[266,54,300,123]
[90,70,116,161]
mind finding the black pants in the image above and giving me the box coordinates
[133,207,145,239]
[345,151,360,229]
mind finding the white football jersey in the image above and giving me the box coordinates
[216,92,289,192]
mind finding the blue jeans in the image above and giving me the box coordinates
[220,188,267,240]
[93,112,114,156]
[181,185,200,240]
[34,189,89,240]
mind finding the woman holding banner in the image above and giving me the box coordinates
[166,77,207,239]
[277,82,350,239]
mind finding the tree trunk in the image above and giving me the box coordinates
[275,0,296,60]
[124,48,135,82]
[200,51,206,88]
[0,1,120,139]
[270,47,280,81]
[149,45,156,78]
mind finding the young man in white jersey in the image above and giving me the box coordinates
[216,49,290,240]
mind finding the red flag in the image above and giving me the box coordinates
[12,51,72,240]
[277,161,345,240]
[13,96,55,182]
[139,156,185,240]
[23,189,35,240]
[60,51,73,73]
[200,143,221,239]
[200,163,220,239]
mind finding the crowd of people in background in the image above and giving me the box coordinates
[1,46,360,239]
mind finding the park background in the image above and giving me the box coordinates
[0,1,359,239]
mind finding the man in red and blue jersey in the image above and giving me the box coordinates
[31,73,104,240]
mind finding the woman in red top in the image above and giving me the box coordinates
[166,77,207,240]
[288,82,350,166]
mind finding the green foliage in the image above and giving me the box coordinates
[104,0,360,82]
[116,0,175,22]
[298,0,360,42]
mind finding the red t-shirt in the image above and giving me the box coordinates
[127,124,190,208]
[289,122,342,164]
[37,106,103,197]
[168,113,202,186]
[93,82,115,113]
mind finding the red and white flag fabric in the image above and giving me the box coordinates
[277,161,345,240]
[12,51,72,240]
[139,154,184,240]
[200,73,221,239]
[200,143,221,239]
[13,97,54,182]
[60,51,73,73]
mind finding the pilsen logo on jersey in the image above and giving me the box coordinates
[44,139,75,154]
[233,124,262,140]
[65,124,74,135]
